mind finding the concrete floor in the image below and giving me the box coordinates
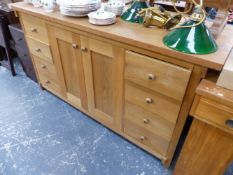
[0,61,173,175]
[1,60,232,175]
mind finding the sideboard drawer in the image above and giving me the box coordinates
[27,37,53,63]
[125,51,191,101]
[34,56,57,78]
[21,14,49,44]
[124,120,169,156]
[192,97,233,135]
[124,101,175,141]
[39,74,61,93]
[125,82,181,123]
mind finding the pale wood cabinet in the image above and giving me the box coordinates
[17,11,207,167]
[81,37,124,130]
[174,80,233,175]
[48,26,88,110]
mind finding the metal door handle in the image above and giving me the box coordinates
[72,43,78,49]
[81,47,88,52]
[148,74,156,80]
[225,119,233,129]
[146,98,153,104]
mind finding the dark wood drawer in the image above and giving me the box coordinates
[9,23,28,49]
[22,58,37,82]
[15,45,30,61]
[15,45,37,82]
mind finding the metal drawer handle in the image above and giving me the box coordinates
[72,43,78,49]
[35,48,41,52]
[148,74,156,80]
[143,118,150,124]
[140,136,146,141]
[17,38,23,41]
[31,28,37,32]
[146,98,153,104]
[41,65,46,69]
[81,47,88,52]
[225,119,233,129]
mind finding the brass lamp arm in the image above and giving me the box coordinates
[169,0,205,29]
[172,8,206,29]
[171,0,193,14]
[170,0,203,14]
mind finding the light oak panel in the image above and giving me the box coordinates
[58,40,81,99]
[91,52,113,117]
[21,13,49,44]
[81,36,124,130]
[48,26,88,109]
[174,119,233,175]
[26,37,53,63]
[125,51,191,101]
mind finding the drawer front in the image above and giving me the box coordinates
[26,37,53,63]
[124,120,169,156]
[15,45,30,61]
[9,28,28,48]
[194,97,233,135]
[125,51,191,101]
[33,56,57,81]
[39,74,61,93]
[21,14,49,44]
[125,82,182,123]
[125,101,175,141]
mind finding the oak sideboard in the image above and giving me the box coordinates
[12,2,233,167]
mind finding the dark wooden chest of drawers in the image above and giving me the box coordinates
[9,23,37,82]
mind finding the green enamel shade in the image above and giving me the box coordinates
[163,20,218,55]
[121,0,149,23]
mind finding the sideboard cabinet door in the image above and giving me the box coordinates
[81,36,124,130]
[48,26,88,110]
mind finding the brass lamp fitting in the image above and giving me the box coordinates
[190,5,204,22]
[139,6,182,29]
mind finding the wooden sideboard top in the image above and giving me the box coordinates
[11,2,233,70]
[196,79,233,107]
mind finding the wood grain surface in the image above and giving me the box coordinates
[11,2,233,71]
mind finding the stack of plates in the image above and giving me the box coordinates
[60,0,101,17]
[104,1,125,16]
[88,11,116,25]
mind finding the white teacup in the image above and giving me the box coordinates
[41,0,55,12]
[31,0,41,7]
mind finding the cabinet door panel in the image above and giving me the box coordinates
[81,36,124,130]
[91,52,113,117]
[48,26,87,110]
[58,40,81,99]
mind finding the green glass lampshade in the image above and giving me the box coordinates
[121,0,149,23]
[163,20,218,55]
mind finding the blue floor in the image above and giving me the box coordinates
[0,61,172,175]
